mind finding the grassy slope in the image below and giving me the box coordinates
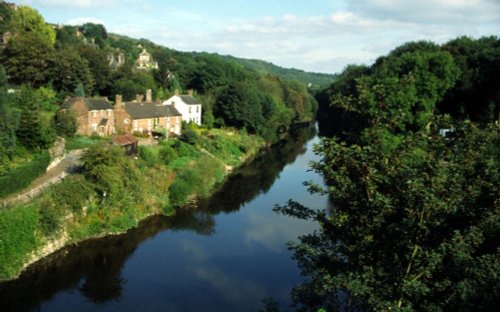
[0,128,264,281]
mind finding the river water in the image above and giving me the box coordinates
[0,125,329,312]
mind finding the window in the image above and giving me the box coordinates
[189,106,192,114]
[196,106,199,113]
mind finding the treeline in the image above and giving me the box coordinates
[276,37,499,311]
[316,37,500,139]
[0,3,317,147]
[219,54,337,88]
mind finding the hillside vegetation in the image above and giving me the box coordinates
[278,37,500,311]
[219,54,337,88]
[0,2,316,280]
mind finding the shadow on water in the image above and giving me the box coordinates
[0,125,317,311]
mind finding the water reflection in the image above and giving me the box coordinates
[0,124,319,311]
[167,124,317,235]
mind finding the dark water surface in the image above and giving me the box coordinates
[0,125,329,312]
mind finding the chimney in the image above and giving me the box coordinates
[188,89,193,96]
[174,89,180,96]
[115,94,122,107]
[136,94,143,103]
[146,89,152,102]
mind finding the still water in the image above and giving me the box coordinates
[0,125,329,312]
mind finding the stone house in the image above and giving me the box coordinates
[107,50,125,70]
[114,90,182,136]
[135,48,158,70]
[62,97,114,136]
[162,90,202,125]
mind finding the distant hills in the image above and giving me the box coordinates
[220,55,337,88]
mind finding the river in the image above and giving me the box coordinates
[0,125,329,312]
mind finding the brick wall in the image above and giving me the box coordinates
[71,99,90,136]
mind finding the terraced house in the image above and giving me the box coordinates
[163,90,202,125]
[114,90,182,136]
[62,97,114,136]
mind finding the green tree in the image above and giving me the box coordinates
[0,2,14,34]
[439,36,500,123]
[0,66,17,166]
[15,86,55,150]
[1,32,55,87]
[80,23,108,47]
[81,144,128,196]
[79,46,113,95]
[50,47,95,96]
[36,86,59,112]
[319,46,459,143]
[55,25,80,47]
[10,6,55,46]
[214,82,264,133]
[53,109,77,137]
[202,110,215,129]
[276,121,499,311]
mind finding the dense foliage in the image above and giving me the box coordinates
[220,54,337,88]
[0,2,318,144]
[0,126,263,281]
[278,38,499,311]
[316,37,499,138]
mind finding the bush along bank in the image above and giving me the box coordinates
[0,128,265,281]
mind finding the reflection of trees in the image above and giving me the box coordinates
[170,125,317,236]
[79,252,125,305]
[203,124,316,214]
[0,217,169,311]
[0,125,317,311]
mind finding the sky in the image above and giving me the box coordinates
[9,0,500,74]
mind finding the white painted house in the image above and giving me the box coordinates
[162,92,202,125]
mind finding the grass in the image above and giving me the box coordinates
[0,205,40,280]
[65,136,103,150]
[0,151,50,198]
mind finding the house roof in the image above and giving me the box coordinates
[110,134,138,146]
[123,102,182,119]
[63,97,113,111]
[159,105,182,117]
[179,95,200,105]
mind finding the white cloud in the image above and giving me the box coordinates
[25,0,116,8]
[244,211,318,253]
[192,265,265,306]
[17,0,499,73]
[66,17,105,25]
[347,0,500,24]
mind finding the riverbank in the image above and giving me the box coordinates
[0,128,265,282]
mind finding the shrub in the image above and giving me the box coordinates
[173,140,199,157]
[158,145,177,164]
[179,128,199,145]
[0,205,39,280]
[138,146,159,166]
[48,175,92,214]
[169,178,191,206]
[37,197,61,236]
[0,151,50,198]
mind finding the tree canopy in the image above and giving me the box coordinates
[281,38,500,311]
